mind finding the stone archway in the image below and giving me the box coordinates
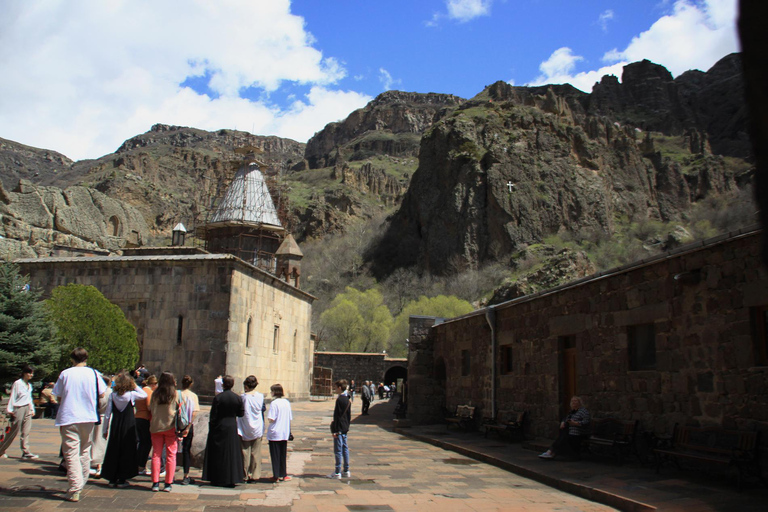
[108,215,121,236]
[384,365,407,393]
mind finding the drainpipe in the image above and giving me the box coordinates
[485,305,497,420]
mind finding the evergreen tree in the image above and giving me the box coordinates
[46,283,139,374]
[0,262,59,386]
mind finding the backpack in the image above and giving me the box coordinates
[175,391,190,433]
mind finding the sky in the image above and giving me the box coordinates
[0,0,740,161]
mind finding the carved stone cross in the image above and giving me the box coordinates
[507,181,515,193]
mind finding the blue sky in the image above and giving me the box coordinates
[0,1,739,161]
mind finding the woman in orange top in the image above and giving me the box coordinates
[134,375,156,475]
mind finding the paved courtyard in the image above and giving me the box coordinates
[0,397,614,511]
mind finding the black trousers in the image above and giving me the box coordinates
[268,440,287,478]
[361,397,370,415]
[551,427,586,457]
[181,425,194,474]
[135,418,152,469]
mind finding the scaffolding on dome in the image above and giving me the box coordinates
[194,145,292,273]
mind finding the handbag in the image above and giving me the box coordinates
[288,432,294,441]
[175,391,190,432]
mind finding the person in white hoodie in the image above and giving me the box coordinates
[237,375,265,482]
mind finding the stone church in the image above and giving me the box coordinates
[16,149,315,399]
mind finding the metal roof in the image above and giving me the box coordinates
[209,162,281,227]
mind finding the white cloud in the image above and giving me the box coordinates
[528,48,625,92]
[602,0,738,76]
[597,9,614,32]
[378,68,402,91]
[527,0,739,92]
[446,0,492,23]
[0,0,371,160]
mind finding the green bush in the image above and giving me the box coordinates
[46,284,139,374]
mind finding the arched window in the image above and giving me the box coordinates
[273,325,280,353]
[176,315,183,345]
[246,318,252,348]
[108,216,121,236]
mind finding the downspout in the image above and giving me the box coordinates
[484,305,497,420]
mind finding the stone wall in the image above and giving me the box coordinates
[313,352,407,392]
[17,253,314,398]
[408,229,768,463]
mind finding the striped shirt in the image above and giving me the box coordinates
[565,407,590,436]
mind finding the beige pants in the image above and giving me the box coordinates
[241,436,263,480]
[61,423,94,493]
[12,404,34,456]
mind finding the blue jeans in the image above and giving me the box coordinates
[333,433,349,474]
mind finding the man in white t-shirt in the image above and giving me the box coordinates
[52,347,107,503]
[214,375,223,395]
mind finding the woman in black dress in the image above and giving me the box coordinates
[203,375,245,487]
[101,371,147,487]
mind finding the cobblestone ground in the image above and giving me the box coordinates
[0,398,615,511]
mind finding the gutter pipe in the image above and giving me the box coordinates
[484,305,497,420]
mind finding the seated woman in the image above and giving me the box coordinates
[539,396,590,459]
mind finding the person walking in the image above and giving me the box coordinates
[327,379,351,479]
[101,372,147,487]
[349,379,355,403]
[361,380,371,415]
[237,375,265,483]
[6,365,38,460]
[52,348,107,502]
[368,381,376,403]
[203,375,244,487]
[134,374,156,475]
[179,375,200,485]
[266,384,292,482]
[149,372,188,492]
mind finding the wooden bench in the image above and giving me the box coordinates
[586,418,639,464]
[483,411,527,441]
[445,405,476,432]
[654,424,763,490]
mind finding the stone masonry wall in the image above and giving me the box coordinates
[413,230,768,465]
[313,352,407,392]
[17,255,315,398]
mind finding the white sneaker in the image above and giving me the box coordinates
[159,471,166,477]
[326,472,341,479]
[342,471,351,478]
[538,452,554,459]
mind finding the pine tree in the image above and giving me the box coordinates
[0,262,59,385]
[45,283,139,374]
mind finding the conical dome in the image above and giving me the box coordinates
[209,163,281,227]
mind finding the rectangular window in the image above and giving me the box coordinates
[245,318,252,348]
[292,329,297,362]
[176,316,183,346]
[628,323,656,371]
[461,349,471,376]
[500,345,513,374]
[752,305,768,366]
[273,326,280,353]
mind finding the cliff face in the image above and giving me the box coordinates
[0,179,149,259]
[303,91,464,169]
[368,70,748,277]
[586,53,749,158]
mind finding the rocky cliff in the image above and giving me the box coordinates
[368,57,751,277]
[0,179,149,259]
[303,91,464,169]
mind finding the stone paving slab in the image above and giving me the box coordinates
[396,423,768,511]
[0,397,618,511]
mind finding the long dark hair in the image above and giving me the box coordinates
[154,372,177,405]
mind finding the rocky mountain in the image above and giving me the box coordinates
[303,91,464,169]
[367,54,752,277]
[0,179,149,259]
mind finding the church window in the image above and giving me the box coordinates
[246,318,252,348]
[292,329,297,361]
[500,345,513,374]
[628,323,656,371]
[461,349,471,376]
[273,325,280,353]
[752,305,768,366]
[176,315,183,345]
